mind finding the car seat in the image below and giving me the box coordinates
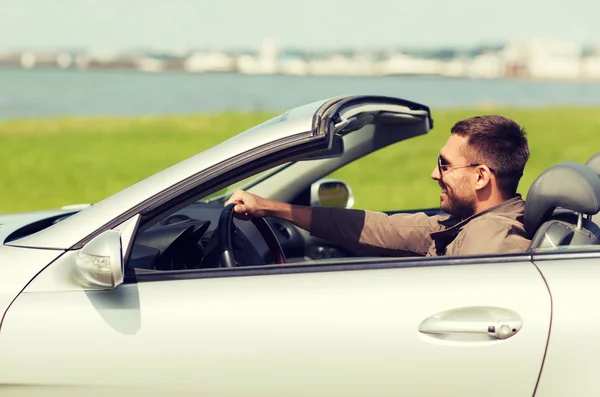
[525,162,600,250]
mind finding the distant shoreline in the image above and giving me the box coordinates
[2,66,600,85]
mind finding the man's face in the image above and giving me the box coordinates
[431,134,478,218]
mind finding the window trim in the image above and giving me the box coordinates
[127,251,534,284]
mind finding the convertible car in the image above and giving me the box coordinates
[1,95,600,397]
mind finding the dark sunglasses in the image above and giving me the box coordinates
[437,154,495,175]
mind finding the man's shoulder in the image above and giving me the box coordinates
[462,213,528,243]
[466,197,527,231]
[466,212,523,229]
[454,211,530,255]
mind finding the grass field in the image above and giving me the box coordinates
[1,107,600,214]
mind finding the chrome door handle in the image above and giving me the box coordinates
[419,317,522,340]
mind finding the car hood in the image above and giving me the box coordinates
[0,209,81,246]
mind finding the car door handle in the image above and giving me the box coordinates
[419,317,522,340]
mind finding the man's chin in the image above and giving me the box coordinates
[439,201,451,214]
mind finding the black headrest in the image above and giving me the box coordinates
[586,153,600,177]
[524,162,600,234]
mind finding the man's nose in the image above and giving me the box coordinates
[431,165,440,181]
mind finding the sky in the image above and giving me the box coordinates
[1,0,599,51]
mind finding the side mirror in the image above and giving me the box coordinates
[310,179,355,208]
[73,230,124,289]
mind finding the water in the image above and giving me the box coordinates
[2,68,600,120]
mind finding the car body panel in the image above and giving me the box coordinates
[1,257,550,396]
[532,252,600,397]
[0,245,65,323]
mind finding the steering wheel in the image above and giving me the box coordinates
[219,203,287,267]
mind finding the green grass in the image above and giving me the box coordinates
[1,108,599,214]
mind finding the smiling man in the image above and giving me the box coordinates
[226,115,531,257]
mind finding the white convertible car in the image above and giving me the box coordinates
[1,95,600,397]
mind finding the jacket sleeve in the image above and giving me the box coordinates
[450,217,530,256]
[310,206,444,256]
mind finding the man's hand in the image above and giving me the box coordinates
[225,190,269,220]
[224,190,313,231]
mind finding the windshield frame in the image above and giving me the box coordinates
[201,162,293,203]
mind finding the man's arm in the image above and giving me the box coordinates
[226,190,443,256]
[310,206,442,255]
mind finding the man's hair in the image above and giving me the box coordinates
[451,115,530,198]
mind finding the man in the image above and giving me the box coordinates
[225,115,531,257]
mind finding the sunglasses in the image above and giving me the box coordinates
[437,154,495,175]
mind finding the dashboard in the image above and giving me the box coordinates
[127,202,357,271]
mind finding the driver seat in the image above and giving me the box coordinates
[525,162,600,250]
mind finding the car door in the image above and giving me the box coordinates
[0,253,551,397]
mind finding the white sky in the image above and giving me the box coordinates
[1,0,598,51]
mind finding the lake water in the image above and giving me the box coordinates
[2,68,600,120]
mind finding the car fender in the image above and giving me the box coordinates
[0,245,65,330]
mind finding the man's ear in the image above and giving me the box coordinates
[473,166,492,191]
